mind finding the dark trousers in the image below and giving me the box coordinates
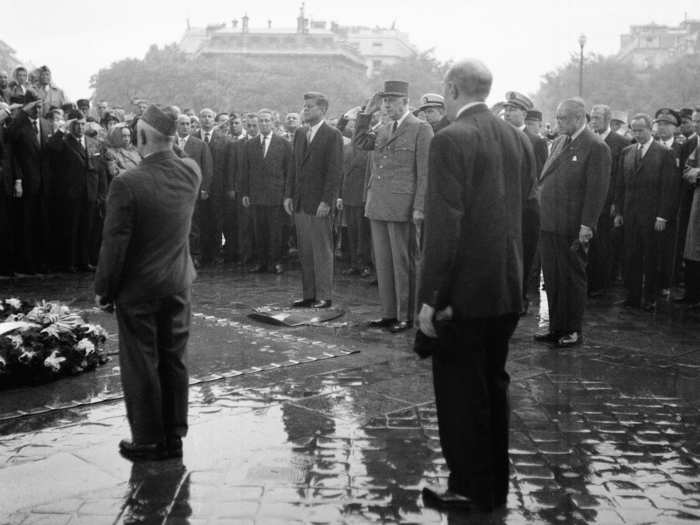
[656,221,676,290]
[683,259,700,302]
[252,205,284,268]
[63,196,95,270]
[222,195,238,262]
[587,213,614,292]
[116,291,191,444]
[200,196,221,263]
[345,205,370,270]
[432,314,519,510]
[237,199,253,265]
[295,211,334,301]
[676,187,695,283]
[189,197,204,259]
[540,231,587,334]
[0,190,14,274]
[624,224,657,304]
[14,192,48,273]
[522,207,540,299]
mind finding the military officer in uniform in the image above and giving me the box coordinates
[415,93,449,133]
[354,80,433,333]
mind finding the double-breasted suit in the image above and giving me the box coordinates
[615,140,677,304]
[418,102,537,510]
[538,127,611,335]
[242,133,293,268]
[95,150,201,445]
[354,111,433,322]
[285,121,343,301]
[181,135,213,262]
[7,109,52,273]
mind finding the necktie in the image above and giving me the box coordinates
[306,128,312,144]
[204,132,211,144]
[261,135,267,157]
[635,144,642,168]
[392,120,398,135]
[33,120,40,144]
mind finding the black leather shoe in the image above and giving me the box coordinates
[312,299,332,309]
[292,298,315,308]
[118,439,167,461]
[533,332,558,343]
[368,317,397,328]
[422,486,473,510]
[389,320,412,333]
[556,332,582,348]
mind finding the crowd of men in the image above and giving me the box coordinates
[1,64,699,334]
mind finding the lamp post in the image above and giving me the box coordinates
[578,34,587,98]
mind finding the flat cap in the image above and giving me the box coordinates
[504,91,533,112]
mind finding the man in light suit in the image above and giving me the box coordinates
[242,109,293,274]
[354,80,433,333]
[95,105,200,461]
[284,92,343,308]
[417,58,537,512]
[614,113,677,311]
[536,98,611,348]
[177,114,212,268]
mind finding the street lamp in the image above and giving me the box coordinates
[578,34,587,98]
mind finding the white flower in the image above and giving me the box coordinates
[43,350,66,372]
[75,338,95,356]
[6,298,21,310]
[5,334,23,349]
[18,349,37,364]
[41,324,62,339]
[83,323,108,338]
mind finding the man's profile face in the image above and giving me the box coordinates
[423,107,444,125]
[555,105,580,136]
[382,96,406,121]
[630,119,651,144]
[589,109,609,134]
[504,105,525,127]
[258,113,273,135]
[199,111,215,131]
[177,117,191,137]
[302,99,324,124]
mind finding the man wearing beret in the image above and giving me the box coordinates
[95,105,201,461]
[504,91,546,315]
[416,93,449,133]
[614,113,677,311]
[6,89,52,275]
[355,80,433,333]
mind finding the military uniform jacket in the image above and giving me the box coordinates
[241,133,293,206]
[354,112,433,222]
[94,150,201,304]
[538,127,611,237]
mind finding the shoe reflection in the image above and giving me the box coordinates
[122,459,190,524]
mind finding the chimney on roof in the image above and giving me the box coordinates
[242,13,249,33]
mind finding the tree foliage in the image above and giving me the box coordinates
[533,53,700,124]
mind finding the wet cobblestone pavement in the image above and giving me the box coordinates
[1,266,699,524]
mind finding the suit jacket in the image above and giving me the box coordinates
[615,141,677,228]
[48,133,103,203]
[182,135,213,194]
[340,143,369,207]
[285,122,343,215]
[6,110,51,195]
[419,103,537,319]
[354,112,433,222]
[196,129,231,197]
[538,127,611,236]
[94,150,201,304]
[431,116,450,134]
[604,131,631,211]
[241,133,292,206]
[524,127,548,177]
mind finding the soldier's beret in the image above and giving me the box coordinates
[654,108,680,126]
[417,93,445,112]
[504,91,533,112]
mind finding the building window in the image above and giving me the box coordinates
[372,59,383,68]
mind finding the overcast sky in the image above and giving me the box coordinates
[2,0,698,107]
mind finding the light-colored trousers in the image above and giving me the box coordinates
[294,212,334,301]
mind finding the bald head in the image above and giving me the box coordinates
[443,59,493,120]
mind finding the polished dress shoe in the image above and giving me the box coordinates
[312,299,332,309]
[273,263,284,274]
[248,264,265,273]
[119,439,167,461]
[533,331,558,343]
[292,298,315,308]
[556,332,582,348]
[389,320,412,333]
[368,317,397,328]
[422,486,472,510]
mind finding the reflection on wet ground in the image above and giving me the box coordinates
[0,268,699,523]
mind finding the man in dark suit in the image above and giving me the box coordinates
[536,98,611,348]
[587,104,631,295]
[48,110,103,271]
[355,81,433,333]
[614,113,677,311]
[417,59,537,512]
[284,92,343,309]
[95,105,200,461]
[0,103,14,276]
[177,114,212,267]
[6,90,52,274]
[195,108,234,264]
[242,109,293,273]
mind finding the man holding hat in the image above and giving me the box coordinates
[416,93,449,133]
[95,104,201,461]
[504,91,546,314]
[355,80,433,333]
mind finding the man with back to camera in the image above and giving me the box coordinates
[417,58,538,512]
[95,104,201,462]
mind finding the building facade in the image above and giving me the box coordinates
[618,18,700,70]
